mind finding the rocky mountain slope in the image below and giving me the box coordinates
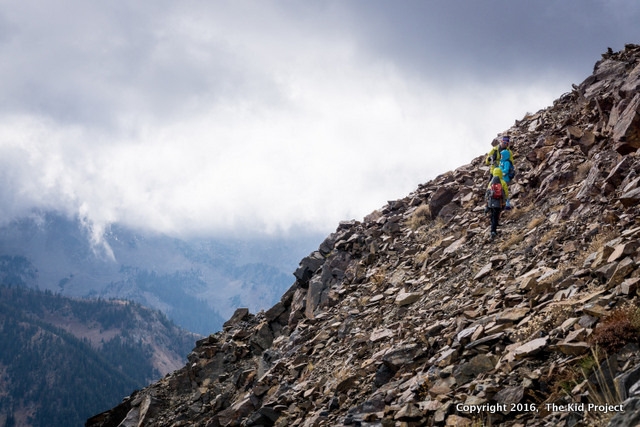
[87,45,640,427]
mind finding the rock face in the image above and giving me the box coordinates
[87,46,640,427]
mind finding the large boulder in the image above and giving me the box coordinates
[429,186,456,219]
[604,157,633,193]
[576,163,603,200]
[612,93,640,155]
[453,354,495,385]
[619,187,640,207]
[293,251,325,285]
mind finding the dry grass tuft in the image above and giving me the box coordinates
[526,216,545,230]
[536,347,623,424]
[582,347,623,426]
[500,216,546,251]
[406,204,431,230]
[587,229,617,253]
[573,228,618,268]
[507,202,535,221]
[415,250,430,266]
[414,216,447,246]
[500,232,526,251]
[369,267,388,289]
[539,228,558,245]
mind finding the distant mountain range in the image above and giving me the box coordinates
[0,284,198,427]
[0,211,323,334]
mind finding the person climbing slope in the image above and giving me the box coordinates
[485,136,515,172]
[499,148,515,209]
[485,168,509,239]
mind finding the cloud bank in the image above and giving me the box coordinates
[0,1,637,237]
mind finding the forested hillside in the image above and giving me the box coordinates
[0,214,319,334]
[0,285,197,427]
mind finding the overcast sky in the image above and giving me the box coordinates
[0,0,638,238]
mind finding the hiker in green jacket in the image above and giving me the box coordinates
[485,168,509,238]
[486,136,515,173]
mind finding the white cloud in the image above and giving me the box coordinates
[0,1,612,237]
[0,78,564,237]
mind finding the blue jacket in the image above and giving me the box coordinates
[499,150,514,183]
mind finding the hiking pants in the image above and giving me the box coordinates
[490,207,501,233]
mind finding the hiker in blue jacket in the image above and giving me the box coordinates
[499,149,515,209]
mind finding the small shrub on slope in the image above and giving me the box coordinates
[590,303,640,354]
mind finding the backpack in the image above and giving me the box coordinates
[507,161,516,180]
[491,182,503,199]
[499,158,515,181]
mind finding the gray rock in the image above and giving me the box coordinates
[579,314,599,328]
[456,325,479,343]
[382,344,419,370]
[595,262,620,283]
[224,308,250,328]
[382,220,400,235]
[579,130,597,155]
[556,342,590,356]
[453,354,495,385]
[497,307,530,324]
[437,202,461,221]
[608,241,639,263]
[613,93,640,155]
[319,233,337,256]
[433,401,453,424]
[443,236,466,255]
[622,62,640,95]
[577,163,603,200]
[607,397,640,427]
[116,406,142,427]
[615,363,640,400]
[394,403,422,421]
[265,302,286,323]
[605,157,633,188]
[217,396,256,426]
[336,375,359,393]
[436,348,458,367]
[374,363,396,387]
[250,322,274,351]
[429,186,456,218]
[513,338,548,359]
[619,187,640,207]
[607,257,637,288]
[474,263,493,280]
[621,278,640,295]
[294,251,325,284]
[395,291,421,306]
[305,276,328,318]
[370,328,394,342]
[467,332,505,349]
[494,385,524,407]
